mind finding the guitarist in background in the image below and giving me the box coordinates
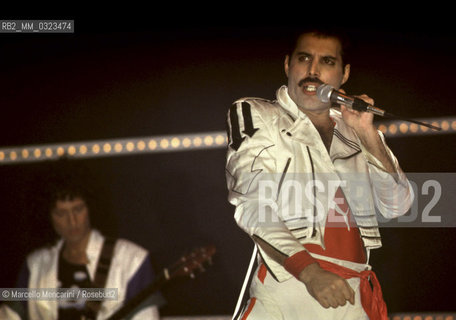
[0,160,165,319]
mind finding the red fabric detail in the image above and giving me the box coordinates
[257,263,268,284]
[304,187,367,263]
[241,297,257,320]
[283,250,318,279]
[317,259,388,320]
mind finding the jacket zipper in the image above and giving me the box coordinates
[306,146,317,238]
[276,157,291,201]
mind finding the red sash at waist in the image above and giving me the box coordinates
[317,259,388,320]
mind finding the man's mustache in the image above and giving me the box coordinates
[298,77,324,87]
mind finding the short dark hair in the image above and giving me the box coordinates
[286,27,352,68]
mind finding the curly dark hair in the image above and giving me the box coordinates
[45,158,97,213]
[27,157,118,249]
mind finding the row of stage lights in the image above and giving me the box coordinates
[377,118,456,136]
[0,117,455,165]
[0,133,228,164]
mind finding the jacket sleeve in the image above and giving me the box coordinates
[360,130,415,219]
[105,239,165,320]
[126,254,165,320]
[225,100,316,281]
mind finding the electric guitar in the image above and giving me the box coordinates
[105,245,216,320]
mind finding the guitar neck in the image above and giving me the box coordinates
[106,245,215,320]
[106,270,168,320]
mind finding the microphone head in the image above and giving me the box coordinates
[316,84,334,103]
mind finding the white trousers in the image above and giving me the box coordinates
[238,253,371,320]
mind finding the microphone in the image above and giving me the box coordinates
[316,84,441,131]
[317,84,385,116]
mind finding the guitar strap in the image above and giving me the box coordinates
[84,236,117,320]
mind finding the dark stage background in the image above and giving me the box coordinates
[0,19,455,316]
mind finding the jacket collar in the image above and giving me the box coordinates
[85,229,104,278]
[276,85,303,120]
[330,111,362,160]
[276,85,361,160]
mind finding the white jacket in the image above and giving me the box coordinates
[225,86,414,282]
[0,229,161,320]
